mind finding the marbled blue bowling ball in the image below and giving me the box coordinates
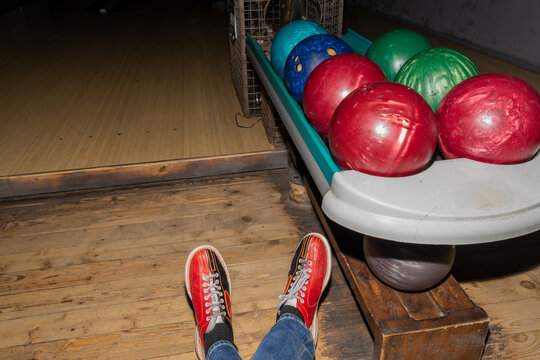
[284,34,352,104]
[271,20,328,79]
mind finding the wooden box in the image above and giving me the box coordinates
[304,177,490,360]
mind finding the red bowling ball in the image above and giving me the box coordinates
[437,73,540,164]
[303,54,387,136]
[329,82,437,177]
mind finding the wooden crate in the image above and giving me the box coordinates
[304,175,490,360]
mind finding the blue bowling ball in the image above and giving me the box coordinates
[271,20,328,79]
[284,34,352,104]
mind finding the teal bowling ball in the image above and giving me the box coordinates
[366,29,432,81]
[271,20,328,79]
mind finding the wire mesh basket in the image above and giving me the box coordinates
[261,86,285,145]
[228,0,344,119]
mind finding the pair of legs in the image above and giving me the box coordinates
[185,233,333,360]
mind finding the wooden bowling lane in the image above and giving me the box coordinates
[0,1,281,197]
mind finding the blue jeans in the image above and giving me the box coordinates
[206,314,315,360]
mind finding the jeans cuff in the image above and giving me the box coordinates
[206,339,237,358]
[277,312,305,326]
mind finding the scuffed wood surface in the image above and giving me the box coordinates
[0,169,372,359]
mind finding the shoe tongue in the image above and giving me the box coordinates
[284,298,297,308]
[211,293,222,315]
[206,293,223,333]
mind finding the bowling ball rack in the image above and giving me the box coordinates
[246,29,540,247]
[245,29,534,359]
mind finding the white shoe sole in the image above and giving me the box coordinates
[301,232,333,345]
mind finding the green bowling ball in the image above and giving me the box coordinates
[366,29,432,81]
[395,47,479,112]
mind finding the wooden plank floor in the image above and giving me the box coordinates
[0,169,373,359]
[0,0,275,176]
[0,169,538,359]
[453,235,540,360]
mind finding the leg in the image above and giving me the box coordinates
[186,245,240,359]
[252,233,332,360]
[251,313,314,360]
[207,340,243,360]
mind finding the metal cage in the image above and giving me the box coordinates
[228,0,344,120]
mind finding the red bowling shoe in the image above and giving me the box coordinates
[185,245,232,359]
[278,233,332,342]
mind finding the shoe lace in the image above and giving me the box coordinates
[203,272,226,332]
[278,258,312,308]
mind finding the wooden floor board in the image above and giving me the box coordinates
[451,235,540,360]
[461,272,540,306]
[482,299,540,335]
[0,169,538,358]
[0,169,373,359]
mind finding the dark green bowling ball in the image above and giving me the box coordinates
[395,47,479,112]
[366,29,432,81]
